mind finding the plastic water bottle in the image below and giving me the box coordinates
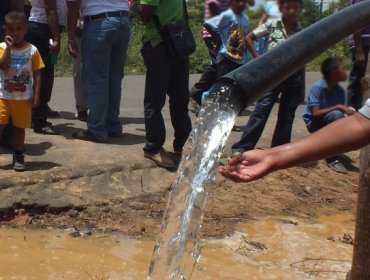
[49,39,58,65]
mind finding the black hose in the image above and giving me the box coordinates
[217,0,370,107]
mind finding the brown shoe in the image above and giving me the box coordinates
[144,149,178,168]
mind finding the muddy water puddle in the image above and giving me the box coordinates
[0,212,354,280]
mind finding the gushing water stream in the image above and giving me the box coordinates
[147,85,244,280]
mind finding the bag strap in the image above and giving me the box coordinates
[153,0,189,30]
[183,0,189,21]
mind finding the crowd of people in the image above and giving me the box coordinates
[0,0,369,174]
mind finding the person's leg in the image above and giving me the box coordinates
[80,18,115,142]
[271,85,300,147]
[9,100,32,172]
[190,38,218,105]
[26,22,58,134]
[232,90,279,152]
[106,16,130,137]
[347,47,368,110]
[73,36,88,119]
[322,109,345,125]
[217,58,242,78]
[167,57,192,153]
[142,43,171,153]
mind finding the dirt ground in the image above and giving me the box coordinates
[1,151,359,238]
[0,75,359,240]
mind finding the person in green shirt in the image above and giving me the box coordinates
[140,0,192,169]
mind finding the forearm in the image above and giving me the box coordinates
[270,113,370,171]
[0,48,11,70]
[258,14,268,26]
[246,34,258,58]
[33,71,41,100]
[45,1,61,42]
[313,105,343,118]
[67,5,80,40]
[11,0,24,11]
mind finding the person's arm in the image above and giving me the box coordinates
[354,30,366,66]
[32,70,41,107]
[66,0,81,58]
[140,4,156,25]
[219,112,370,182]
[311,104,355,118]
[0,36,13,70]
[11,0,24,11]
[258,13,269,26]
[44,0,61,55]
[246,32,258,58]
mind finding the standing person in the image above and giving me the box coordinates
[140,0,193,168]
[231,0,305,156]
[0,12,44,171]
[303,57,354,173]
[0,0,24,149]
[67,0,131,143]
[347,0,370,111]
[204,0,251,80]
[26,0,66,135]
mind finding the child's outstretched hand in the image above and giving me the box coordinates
[5,35,14,48]
[219,150,275,183]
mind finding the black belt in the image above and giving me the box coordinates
[84,10,129,22]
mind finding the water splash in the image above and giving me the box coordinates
[147,84,244,280]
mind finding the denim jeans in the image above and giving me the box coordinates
[232,76,302,152]
[81,16,130,142]
[141,42,192,153]
[308,110,344,133]
[347,46,370,110]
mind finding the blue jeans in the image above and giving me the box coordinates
[141,43,192,153]
[308,110,344,133]
[81,16,130,142]
[232,78,302,152]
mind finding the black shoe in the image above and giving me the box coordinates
[72,130,104,143]
[34,125,59,135]
[76,111,88,122]
[13,152,26,172]
[47,105,59,118]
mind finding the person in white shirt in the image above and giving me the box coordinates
[26,0,66,135]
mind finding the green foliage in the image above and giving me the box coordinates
[55,0,352,76]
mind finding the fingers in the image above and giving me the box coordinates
[228,153,245,166]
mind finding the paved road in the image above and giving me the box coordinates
[0,73,349,212]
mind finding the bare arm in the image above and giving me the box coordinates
[32,70,41,107]
[258,13,269,26]
[311,104,355,118]
[44,0,61,55]
[246,32,258,58]
[11,0,24,11]
[66,0,81,58]
[219,113,370,182]
[140,4,156,25]
[0,36,13,70]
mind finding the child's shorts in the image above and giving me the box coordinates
[0,99,32,129]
